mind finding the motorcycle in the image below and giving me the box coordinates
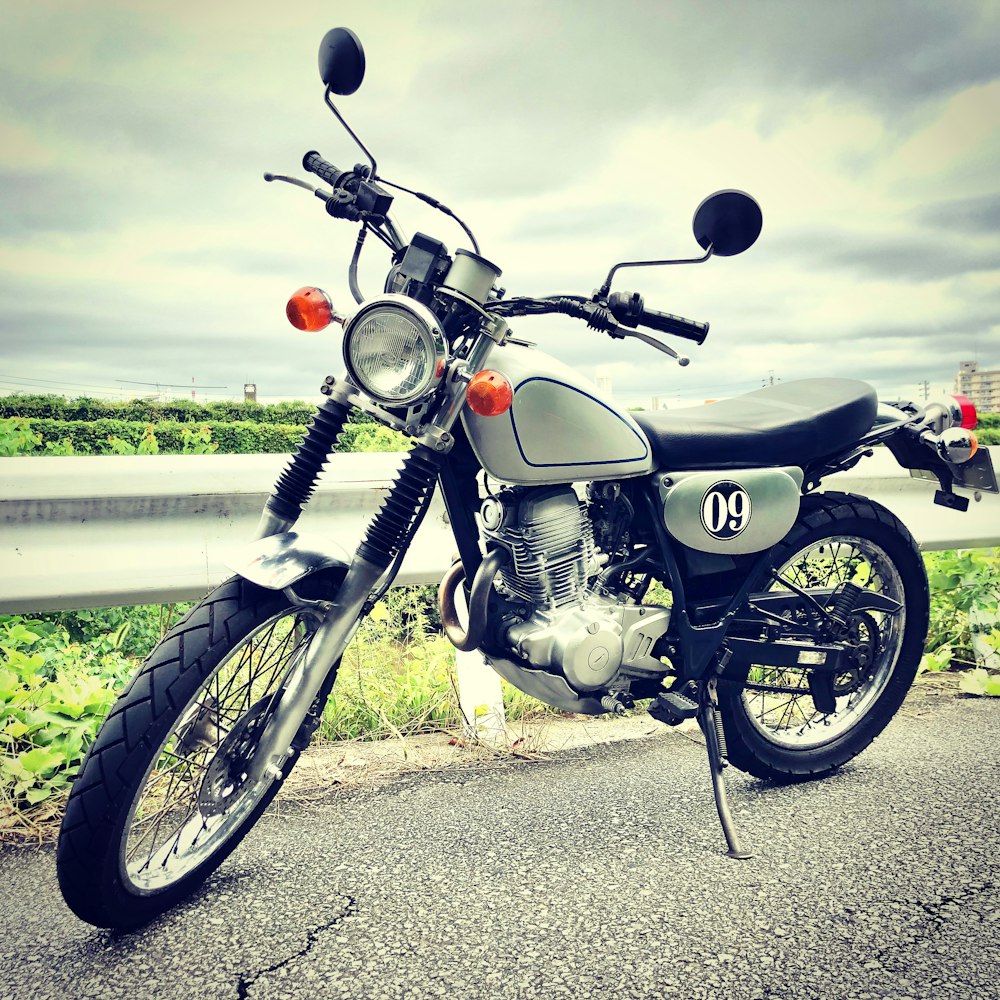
[57,27,997,929]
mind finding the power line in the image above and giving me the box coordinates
[0,372,228,390]
[116,379,229,389]
[0,378,126,397]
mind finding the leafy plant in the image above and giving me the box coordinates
[180,424,219,454]
[922,548,1000,695]
[0,616,133,832]
[32,603,192,659]
[0,417,42,456]
[105,423,160,455]
[959,668,1000,697]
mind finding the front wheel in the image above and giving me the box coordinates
[57,575,341,928]
[718,492,929,783]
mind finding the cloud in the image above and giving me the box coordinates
[918,192,1000,234]
[769,229,1000,282]
[0,0,998,409]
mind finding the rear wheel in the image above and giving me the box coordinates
[718,493,928,782]
[57,575,340,928]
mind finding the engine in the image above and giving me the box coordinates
[482,486,669,693]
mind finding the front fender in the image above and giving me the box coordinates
[225,531,352,591]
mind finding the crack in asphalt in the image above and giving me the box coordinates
[234,895,357,999]
[910,880,998,932]
[865,880,999,965]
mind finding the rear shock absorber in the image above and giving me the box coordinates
[827,582,864,633]
[265,396,353,523]
[356,445,443,570]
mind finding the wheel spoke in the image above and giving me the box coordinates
[124,607,318,889]
[741,533,905,751]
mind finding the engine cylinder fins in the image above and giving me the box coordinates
[266,397,352,522]
[485,486,595,609]
[356,445,442,569]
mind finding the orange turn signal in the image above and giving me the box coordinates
[286,286,333,331]
[466,370,513,417]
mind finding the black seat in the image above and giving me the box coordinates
[631,378,877,470]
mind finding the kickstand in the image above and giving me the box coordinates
[699,679,752,860]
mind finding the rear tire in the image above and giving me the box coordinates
[717,492,928,783]
[57,575,340,928]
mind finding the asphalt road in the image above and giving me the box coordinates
[2,697,998,1000]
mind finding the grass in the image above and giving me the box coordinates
[3,547,998,843]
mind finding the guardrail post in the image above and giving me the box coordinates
[453,586,507,743]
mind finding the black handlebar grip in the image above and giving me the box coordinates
[302,150,352,189]
[640,308,709,345]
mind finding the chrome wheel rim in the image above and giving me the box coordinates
[740,535,905,750]
[120,609,315,892]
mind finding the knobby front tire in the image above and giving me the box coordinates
[717,492,929,783]
[57,576,339,929]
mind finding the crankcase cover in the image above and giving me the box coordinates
[657,466,803,555]
[506,605,623,691]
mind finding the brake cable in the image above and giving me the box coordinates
[375,176,481,254]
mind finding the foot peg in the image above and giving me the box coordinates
[648,690,699,726]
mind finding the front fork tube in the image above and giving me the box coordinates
[253,508,295,541]
[246,554,385,785]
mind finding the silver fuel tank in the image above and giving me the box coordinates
[462,343,653,486]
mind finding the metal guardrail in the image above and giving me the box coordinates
[1,448,997,614]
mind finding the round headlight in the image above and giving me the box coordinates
[343,295,447,405]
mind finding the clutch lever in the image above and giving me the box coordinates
[264,172,323,194]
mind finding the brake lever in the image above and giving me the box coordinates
[613,324,690,366]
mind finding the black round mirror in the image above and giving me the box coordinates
[318,27,365,95]
[692,190,762,257]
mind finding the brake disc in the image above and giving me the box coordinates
[198,697,275,817]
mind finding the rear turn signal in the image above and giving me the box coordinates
[935,427,978,465]
[287,286,334,331]
[466,370,513,417]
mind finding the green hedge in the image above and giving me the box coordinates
[0,394,319,425]
[978,412,999,445]
[24,418,307,455]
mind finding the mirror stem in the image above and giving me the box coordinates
[324,87,378,179]
[599,245,713,298]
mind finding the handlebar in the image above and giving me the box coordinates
[607,291,709,344]
[302,150,353,190]
[636,306,708,344]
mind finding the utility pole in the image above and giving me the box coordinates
[918,380,930,401]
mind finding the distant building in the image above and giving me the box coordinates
[955,361,1000,413]
[595,367,613,398]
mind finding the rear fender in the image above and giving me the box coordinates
[225,531,352,590]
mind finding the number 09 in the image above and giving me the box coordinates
[702,487,751,537]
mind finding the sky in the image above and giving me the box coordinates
[1,0,998,408]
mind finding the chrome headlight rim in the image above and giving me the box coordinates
[342,294,447,406]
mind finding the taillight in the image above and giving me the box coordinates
[951,393,977,430]
[286,286,335,331]
[466,370,513,417]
